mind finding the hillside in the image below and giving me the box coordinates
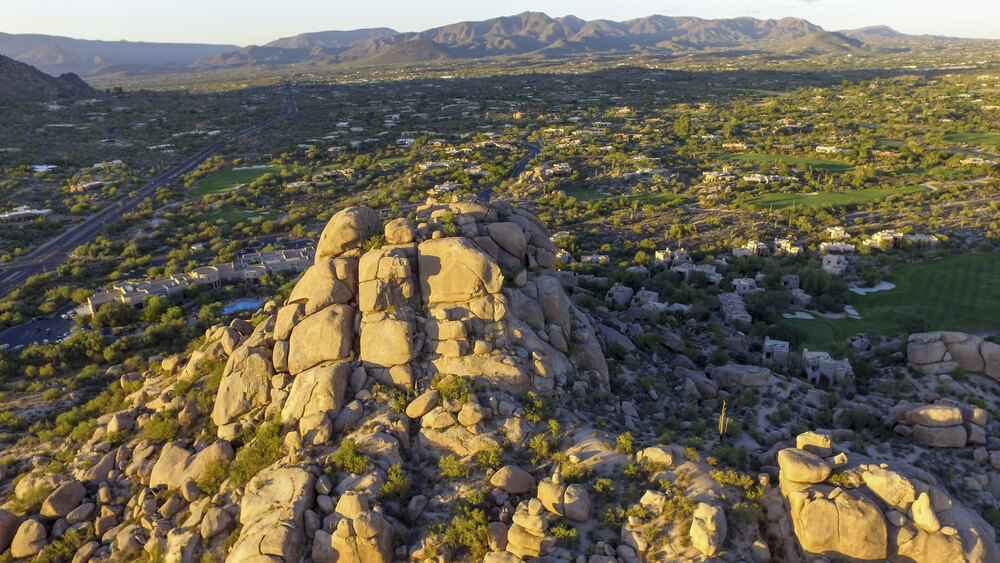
[0,32,238,75]
[0,54,95,101]
[4,12,976,78]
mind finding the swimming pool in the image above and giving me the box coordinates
[222,299,263,315]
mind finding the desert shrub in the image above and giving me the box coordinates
[378,463,410,500]
[522,391,554,423]
[615,432,635,454]
[439,455,469,479]
[475,444,503,472]
[684,447,700,462]
[440,490,490,559]
[550,522,578,547]
[432,375,471,402]
[332,439,371,475]
[228,421,283,488]
[528,432,558,463]
[144,412,180,442]
[197,459,230,492]
[8,484,54,515]
[32,528,93,563]
[593,478,615,499]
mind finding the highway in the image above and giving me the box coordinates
[0,96,296,298]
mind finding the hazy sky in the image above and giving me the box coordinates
[5,0,999,45]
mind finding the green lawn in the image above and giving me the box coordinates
[746,186,927,210]
[377,157,410,167]
[565,187,688,205]
[945,132,1000,148]
[203,206,281,225]
[715,153,854,173]
[189,166,280,197]
[783,253,1000,347]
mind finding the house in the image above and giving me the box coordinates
[733,278,762,296]
[83,248,314,315]
[605,284,634,308]
[864,230,903,250]
[819,241,855,254]
[802,348,853,386]
[774,238,803,255]
[580,254,609,264]
[654,248,690,266]
[824,226,849,239]
[822,254,848,276]
[733,240,769,258]
[720,292,751,325]
[671,263,722,285]
[763,337,789,363]
[815,145,848,154]
[904,233,938,247]
[0,206,51,221]
[703,171,736,182]
[781,275,800,290]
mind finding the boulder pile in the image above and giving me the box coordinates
[778,430,999,562]
[907,331,1000,380]
[890,400,987,448]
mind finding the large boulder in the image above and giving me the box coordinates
[281,361,350,424]
[417,238,503,304]
[149,440,235,490]
[711,364,771,388]
[360,319,413,367]
[487,222,528,258]
[40,479,86,518]
[288,258,357,315]
[287,304,355,375]
[913,424,966,448]
[0,509,19,554]
[907,340,947,364]
[778,448,832,484]
[905,405,963,427]
[980,341,1000,381]
[10,519,46,559]
[315,207,381,263]
[792,491,887,560]
[690,502,727,557]
[490,465,535,495]
[212,346,274,427]
[227,467,315,563]
[862,469,916,510]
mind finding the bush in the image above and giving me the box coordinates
[378,463,410,501]
[439,455,469,479]
[197,459,230,492]
[593,478,615,499]
[144,412,180,442]
[441,492,490,559]
[432,375,471,402]
[615,432,635,455]
[550,522,578,547]
[522,391,554,423]
[475,445,503,472]
[229,421,284,488]
[332,439,371,475]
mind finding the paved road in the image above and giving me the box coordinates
[0,96,296,298]
[479,132,540,202]
[0,304,77,349]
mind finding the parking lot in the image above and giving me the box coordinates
[0,305,78,350]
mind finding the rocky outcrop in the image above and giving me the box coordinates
[227,466,315,563]
[907,331,1000,381]
[889,400,987,448]
[779,430,1000,562]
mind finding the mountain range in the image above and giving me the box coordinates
[0,12,962,78]
[0,54,94,101]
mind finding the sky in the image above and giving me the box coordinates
[4,0,1000,45]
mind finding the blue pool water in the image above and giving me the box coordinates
[223,299,263,315]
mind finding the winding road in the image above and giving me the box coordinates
[0,97,296,298]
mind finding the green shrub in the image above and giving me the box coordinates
[432,375,471,402]
[593,478,615,499]
[197,459,230,492]
[144,412,180,442]
[522,391,554,423]
[229,421,284,488]
[441,492,490,559]
[439,455,469,479]
[332,439,371,475]
[8,484,54,515]
[378,463,410,501]
[475,445,503,472]
[615,432,635,455]
[31,527,93,563]
[528,432,558,463]
[550,522,578,547]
